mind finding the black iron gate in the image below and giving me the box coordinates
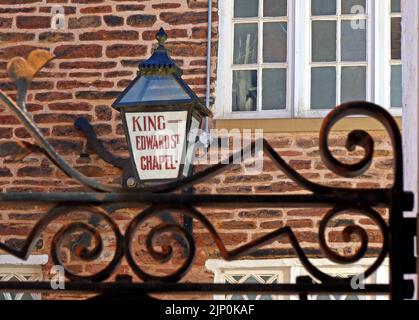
[0,52,417,300]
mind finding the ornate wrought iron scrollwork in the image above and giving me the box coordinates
[0,50,415,299]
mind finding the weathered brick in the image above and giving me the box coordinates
[35,92,72,102]
[0,82,14,91]
[15,127,50,138]
[49,139,84,154]
[287,219,314,228]
[294,231,319,243]
[75,91,120,100]
[216,186,252,193]
[375,159,393,170]
[188,0,213,9]
[165,42,207,56]
[56,80,113,89]
[54,44,102,59]
[48,102,92,111]
[69,72,101,78]
[68,16,101,29]
[0,17,12,28]
[260,221,285,229]
[34,113,91,124]
[160,12,208,25]
[52,125,81,137]
[114,77,130,87]
[190,59,207,66]
[127,14,157,28]
[80,30,138,41]
[39,32,75,42]
[120,59,141,67]
[152,3,181,9]
[0,7,36,13]
[296,137,319,148]
[17,166,54,178]
[16,16,50,29]
[59,61,117,69]
[328,230,383,243]
[184,68,206,75]
[0,32,35,42]
[0,115,22,125]
[116,4,145,11]
[142,28,187,40]
[71,0,104,4]
[185,77,208,85]
[39,6,76,14]
[219,233,248,245]
[0,224,34,236]
[103,138,128,153]
[0,127,13,139]
[287,208,327,217]
[104,15,124,27]
[238,209,283,218]
[95,105,113,121]
[92,124,112,136]
[289,160,312,170]
[30,82,54,91]
[0,45,48,60]
[219,221,257,230]
[80,5,112,14]
[224,174,273,184]
[191,26,208,39]
[104,71,133,78]
[106,44,147,58]
[269,137,292,148]
[74,165,106,177]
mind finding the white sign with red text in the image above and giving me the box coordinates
[125,111,187,181]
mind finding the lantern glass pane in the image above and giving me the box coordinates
[118,75,191,104]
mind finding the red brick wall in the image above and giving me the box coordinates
[0,0,394,299]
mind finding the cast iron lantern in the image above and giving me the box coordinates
[112,28,210,185]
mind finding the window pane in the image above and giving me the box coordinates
[391,0,401,13]
[391,65,402,108]
[264,0,287,17]
[391,17,401,60]
[311,0,337,15]
[341,20,367,61]
[311,67,336,109]
[232,70,258,111]
[263,22,287,63]
[312,21,336,62]
[262,69,287,110]
[234,23,258,64]
[234,0,259,18]
[341,66,366,103]
[341,0,366,15]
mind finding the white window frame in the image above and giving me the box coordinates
[0,254,48,300]
[206,258,389,300]
[216,0,402,120]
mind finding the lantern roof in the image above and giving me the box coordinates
[138,28,183,77]
[112,28,209,116]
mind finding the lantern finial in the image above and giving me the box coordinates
[156,28,168,46]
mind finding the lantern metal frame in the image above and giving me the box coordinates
[111,28,210,186]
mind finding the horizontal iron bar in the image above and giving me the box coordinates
[0,191,402,209]
[0,282,389,295]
